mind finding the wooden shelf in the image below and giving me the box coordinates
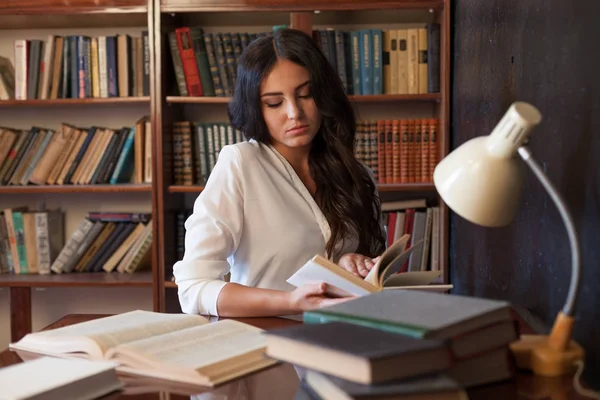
[160,0,444,13]
[0,272,153,288]
[0,1,147,15]
[168,184,434,193]
[166,93,440,105]
[349,94,441,103]
[167,96,230,104]
[378,183,435,192]
[0,97,150,107]
[169,185,205,193]
[164,281,177,289]
[0,184,152,194]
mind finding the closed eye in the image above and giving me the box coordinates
[265,102,283,108]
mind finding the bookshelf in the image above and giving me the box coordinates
[154,0,451,312]
[0,0,451,336]
[0,0,157,342]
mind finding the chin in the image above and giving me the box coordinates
[283,134,314,149]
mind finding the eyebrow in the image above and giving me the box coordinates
[260,80,310,97]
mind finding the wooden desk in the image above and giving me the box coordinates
[0,314,589,399]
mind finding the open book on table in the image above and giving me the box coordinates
[9,310,276,387]
[287,234,453,297]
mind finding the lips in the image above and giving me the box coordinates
[286,125,309,135]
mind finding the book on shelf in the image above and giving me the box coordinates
[264,321,451,384]
[7,32,150,101]
[1,207,64,275]
[0,208,151,275]
[0,117,151,186]
[382,205,441,272]
[9,310,276,387]
[171,118,440,187]
[0,55,15,100]
[287,234,451,298]
[168,29,269,97]
[50,212,152,275]
[355,118,439,184]
[166,25,440,97]
[172,120,246,185]
[0,357,122,400]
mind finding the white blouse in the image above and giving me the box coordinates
[173,140,367,316]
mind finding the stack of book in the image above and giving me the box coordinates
[264,290,519,399]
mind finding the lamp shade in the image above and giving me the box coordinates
[433,102,542,227]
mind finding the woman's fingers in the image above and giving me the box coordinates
[357,259,370,277]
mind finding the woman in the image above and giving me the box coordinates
[173,28,386,317]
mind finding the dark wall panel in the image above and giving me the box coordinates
[450,0,600,386]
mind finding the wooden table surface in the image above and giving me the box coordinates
[0,313,589,399]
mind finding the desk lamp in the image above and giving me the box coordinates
[433,102,584,376]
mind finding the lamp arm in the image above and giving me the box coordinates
[517,146,581,317]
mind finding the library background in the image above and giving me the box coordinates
[0,0,449,346]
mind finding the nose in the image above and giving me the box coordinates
[286,99,302,120]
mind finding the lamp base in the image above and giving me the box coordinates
[509,312,585,376]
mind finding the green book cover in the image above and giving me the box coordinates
[304,290,512,340]
[12,211,28,274]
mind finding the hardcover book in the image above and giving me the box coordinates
[10,310,276,387]
[263,322,451,384]
[287,234,451,297]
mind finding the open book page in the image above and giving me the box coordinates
[287,255,376,297]
[106,320,273,385]
[379,239,425,285]
[382,270,443,287]
[10,310,209,360]
[364,234,411,287]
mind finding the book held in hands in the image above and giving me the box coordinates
[287,234,452,297]
[9,310,276,387]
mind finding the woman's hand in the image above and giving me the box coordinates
[338,253,381,278]
[288,283,354,312]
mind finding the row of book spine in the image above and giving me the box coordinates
[5,32,150,100]
[383,205,441,273]
[313,25,440,95]
[0,208,63,275]
[0,210,152,275]
[356,118,439,184]
[172,121,246,186]
[0,117,151,186]
[50,212,153,275]
[168,27,268,97]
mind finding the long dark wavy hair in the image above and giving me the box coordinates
[228,28,385,259]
